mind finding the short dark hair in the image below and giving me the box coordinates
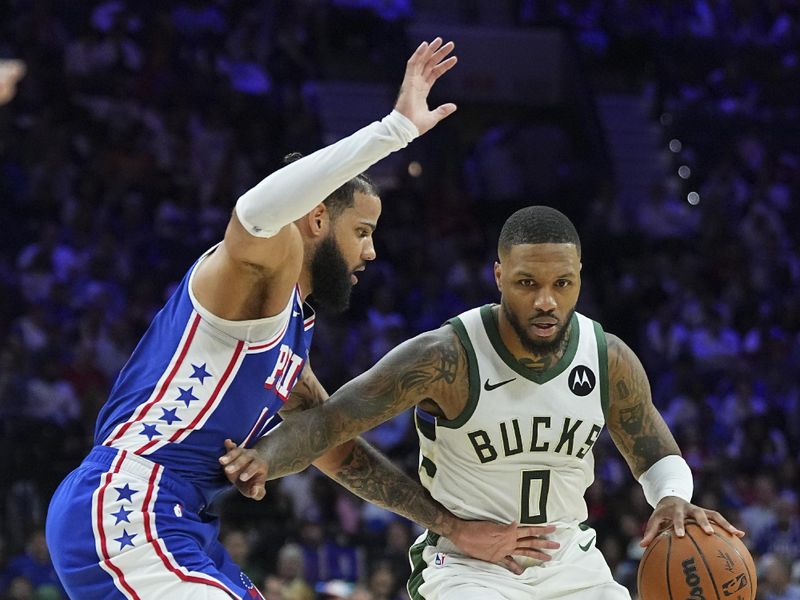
[498,206,581,257]
[283,152,379,220]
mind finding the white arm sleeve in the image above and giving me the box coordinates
[638,454,694,508]
[235,110,418,238]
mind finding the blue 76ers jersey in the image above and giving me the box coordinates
[94,247,314,507]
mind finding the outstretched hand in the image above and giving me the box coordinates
[0,59,25,106]
[395,37,458,136]
[640,496,745,547]
[219,439,269,501]
[450,521,560,575]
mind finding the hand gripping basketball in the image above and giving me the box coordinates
[638,520,756,600]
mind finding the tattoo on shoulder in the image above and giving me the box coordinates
[358,329,468,426]
[606,334,679,473]
[399,332,460,392]
[607,335,648,410]
[264,328,468,479]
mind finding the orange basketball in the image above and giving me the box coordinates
[638,520,756,600]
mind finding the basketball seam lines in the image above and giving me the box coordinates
[713,532,754,600]
[638,533,665,600]
[686,530,722,600]
[666,534,673,600]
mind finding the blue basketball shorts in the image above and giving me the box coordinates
[46,446,264,599]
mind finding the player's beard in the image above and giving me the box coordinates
[502,299,575,356]
[310,235,353,313]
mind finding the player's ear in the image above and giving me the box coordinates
[494,261,503,291]
[305,203,329,237]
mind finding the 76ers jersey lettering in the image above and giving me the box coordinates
[94,250,315,506]
[265,344,305,399]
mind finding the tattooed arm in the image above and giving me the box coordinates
[276,360,459,537]
[221,327,561,567]
[251,326,465,479]
[604,333,743,544]
[604,333,680,478]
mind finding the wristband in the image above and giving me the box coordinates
[638,454,693,508]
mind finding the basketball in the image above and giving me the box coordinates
[638,520,757,600]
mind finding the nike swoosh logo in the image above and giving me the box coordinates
[483,377,516,391]
[579,536,596,552]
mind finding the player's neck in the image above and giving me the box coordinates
[297,268,312,302]
[494,305,571,372]
[515,330,571,372]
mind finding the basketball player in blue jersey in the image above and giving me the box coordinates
[45,40,552,600]
[221,206,747,599]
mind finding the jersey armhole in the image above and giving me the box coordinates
[437,319,481,430]
[187,249,296,342]
[593,320,610,421]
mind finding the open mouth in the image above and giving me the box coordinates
[351,265,365,285]
[531,321,558,337]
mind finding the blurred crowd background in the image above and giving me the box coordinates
[1,1,799,599]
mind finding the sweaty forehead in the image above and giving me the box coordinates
[502,243,580,272]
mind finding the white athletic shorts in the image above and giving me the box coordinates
[408,525,631,600]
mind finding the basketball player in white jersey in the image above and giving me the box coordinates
[221,206,745,599]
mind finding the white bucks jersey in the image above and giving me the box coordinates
[415,305,608,527]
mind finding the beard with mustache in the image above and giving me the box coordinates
[309,235,354,313]
[501,298,576,356]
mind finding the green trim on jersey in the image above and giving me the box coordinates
[408,531,440,600]
[415,410,436,441]
[420,456,437,478]
[479,305,580,385]
[593,320,610,420]
[438,318,481,429]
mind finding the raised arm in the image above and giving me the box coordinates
[605,333,743,544]
[192,38,457,320]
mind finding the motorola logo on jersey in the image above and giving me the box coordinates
[568,365,595,396]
